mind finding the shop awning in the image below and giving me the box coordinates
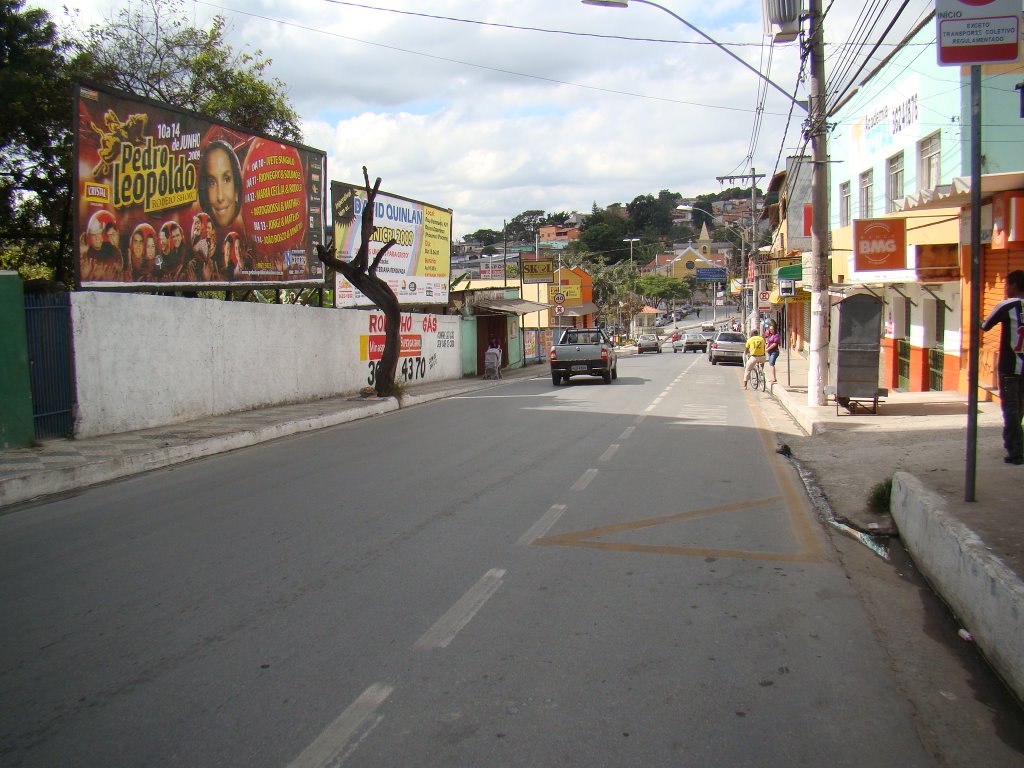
[774,259,832,282]
[894,171,1024,212]
[776,263,803,280]
[559,301,600,317]
[473,298,551,315]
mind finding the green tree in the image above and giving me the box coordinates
[618,291,648,338]
[505,210,545,242]
[0,0,76,282]
[636,273,689,306]
[578,206,630,263]
[543,211,571,227]
[75,0,300,141]
[589,260,637,320]
[578,221,629,263]
[465,228,502,246]
[0,0,302,284]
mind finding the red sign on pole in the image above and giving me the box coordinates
[936,0,1021,66]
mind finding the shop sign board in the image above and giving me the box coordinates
[853,218,907,272]
[936,0,1021,65]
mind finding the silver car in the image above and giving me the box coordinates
[636,334,662,354]
[672,333,708,353]
[707,331,746,365]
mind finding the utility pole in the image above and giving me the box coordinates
[807,0,830,406]
[716,168,764,331]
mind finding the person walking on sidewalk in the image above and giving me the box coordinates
[764,322,781,383]
[982,269,1024,465]
[743,326,766,390]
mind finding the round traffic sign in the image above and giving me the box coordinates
[758,290,770,302]
[554,292,566,304]
[554,305,565,315]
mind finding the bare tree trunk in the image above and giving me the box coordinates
[315,167,401,397]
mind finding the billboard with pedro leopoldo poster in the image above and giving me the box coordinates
[74,82,326,287]
[330,181,452,307]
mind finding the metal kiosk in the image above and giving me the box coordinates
[828,293,888,414]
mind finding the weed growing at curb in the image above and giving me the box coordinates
[867,477,893,514]
[379,379,407,402]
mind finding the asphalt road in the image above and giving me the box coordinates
[0,349,988,766]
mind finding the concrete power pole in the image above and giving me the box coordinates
[807,0,830,406]
[716,169,765,331]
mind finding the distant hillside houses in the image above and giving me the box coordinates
[643,222,735,278]
[452,196,762,279]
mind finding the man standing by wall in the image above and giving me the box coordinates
[982,270,1024,465]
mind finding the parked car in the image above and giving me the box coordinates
[636,334,662,354]
[707,331,746,365]
[673,333,708,353]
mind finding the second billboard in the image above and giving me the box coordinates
[331,182,451,307]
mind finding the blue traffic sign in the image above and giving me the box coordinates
[696,267,727,282]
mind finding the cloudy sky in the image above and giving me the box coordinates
[36,0,933,239]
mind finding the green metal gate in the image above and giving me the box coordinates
[928,348,944,391]
[24,292,74,438]
[896,339,911,390]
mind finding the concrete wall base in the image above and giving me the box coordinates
[892,471,1024,704]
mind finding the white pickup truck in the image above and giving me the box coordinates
[549,328,618,385]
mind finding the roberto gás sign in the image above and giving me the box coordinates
[330,182,452,307]
[74,82,326,287]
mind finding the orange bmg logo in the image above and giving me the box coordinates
[854,218,907,272]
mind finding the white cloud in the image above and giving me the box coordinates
[32,0,928,238]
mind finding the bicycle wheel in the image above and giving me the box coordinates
[755,365,766,391]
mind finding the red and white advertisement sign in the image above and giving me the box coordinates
[853,218,907,272]
[74,82,326,287]
[937,0,1021,66]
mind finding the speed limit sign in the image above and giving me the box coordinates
[554,292,566,304]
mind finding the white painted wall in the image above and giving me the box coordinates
[70,292,462,437]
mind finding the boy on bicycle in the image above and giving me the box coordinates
[743,326,766,389]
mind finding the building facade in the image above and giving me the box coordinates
[826,16,1024,394]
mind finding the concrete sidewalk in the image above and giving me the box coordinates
[765,349,1023,704]
[0,368,543,510]
[0,345,1020,703]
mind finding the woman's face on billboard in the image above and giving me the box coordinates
[131,232,144,257]
[205,146,239,228]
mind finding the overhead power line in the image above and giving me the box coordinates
[196,1,795,116]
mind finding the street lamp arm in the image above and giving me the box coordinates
[582,0,807,112]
